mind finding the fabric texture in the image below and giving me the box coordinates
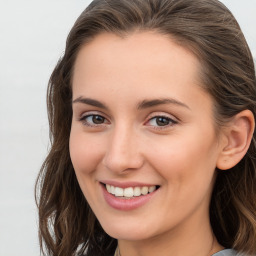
[114,248,243,256]
[212,249,238,256]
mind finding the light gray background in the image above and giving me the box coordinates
[0,1,255,255]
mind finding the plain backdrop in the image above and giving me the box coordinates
[0,1,255,255]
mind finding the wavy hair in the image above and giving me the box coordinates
[35,0,256,255]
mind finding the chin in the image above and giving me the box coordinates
[100,219,154,241]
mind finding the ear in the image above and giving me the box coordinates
[217,110,255,170]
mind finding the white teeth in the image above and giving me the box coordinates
[110,185,115,194]
[141,186,149,195]
[114,187,124,197]
[134,187,141,196]
[106,184,157,198]
[149,186,156,193]
[106,184,111,193]
[124,187,133,197]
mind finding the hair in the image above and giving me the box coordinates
[35,0,256,255]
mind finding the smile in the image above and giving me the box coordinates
[100,181,160,210]
[105,184,158,199]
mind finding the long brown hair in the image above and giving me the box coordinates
[35,0,256,255]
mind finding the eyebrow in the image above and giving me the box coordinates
[137,98,190,110]
[72,97,108,110]
[72,96,190,110]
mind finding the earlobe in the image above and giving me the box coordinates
[217,110,255,170]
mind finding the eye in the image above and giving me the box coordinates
[147,116,177,128]
[80,114,108,127]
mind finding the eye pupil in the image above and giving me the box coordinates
[156,117,169,126]
[93,115,104,124]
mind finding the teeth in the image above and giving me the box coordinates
[110,185,115,194]
[141,186,149,195]
[134,187,141,196]
[115,187,124,197]
[124,187,133,197]
[149,186,156,193]
[106,184,111,193]
[105,184,157,198]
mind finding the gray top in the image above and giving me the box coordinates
[114,248,246,256]
[212,249,242,256]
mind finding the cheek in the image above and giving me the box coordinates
[69,128,106,208]
[69,128,104,177]
[146,133,218,225]
[148,128,218,187]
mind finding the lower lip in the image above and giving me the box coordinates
[101,184,157,211]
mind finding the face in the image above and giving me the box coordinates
[69,32,225,241]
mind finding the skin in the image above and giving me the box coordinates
[69,31,227,256]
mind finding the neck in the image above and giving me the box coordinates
[117,211,223,256]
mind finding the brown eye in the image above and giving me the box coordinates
[147,115,177,128]
[92,115,105,124]
[156,117,170,126]
[80,114,107,126]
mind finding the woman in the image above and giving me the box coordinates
[36,0,256,255]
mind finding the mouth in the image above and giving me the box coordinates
[102,183,160,199]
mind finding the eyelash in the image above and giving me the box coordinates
[146,115,178,129]
[79,114,109,127]
[79,113,178,129]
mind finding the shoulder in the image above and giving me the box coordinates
[212,249,252,256]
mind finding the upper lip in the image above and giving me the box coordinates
[100,180,159,188]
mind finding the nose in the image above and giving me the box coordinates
[102,124,144,174]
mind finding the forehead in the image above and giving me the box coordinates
[72,31,215,127]
[71,31,214,116]
[72,31,202,89]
